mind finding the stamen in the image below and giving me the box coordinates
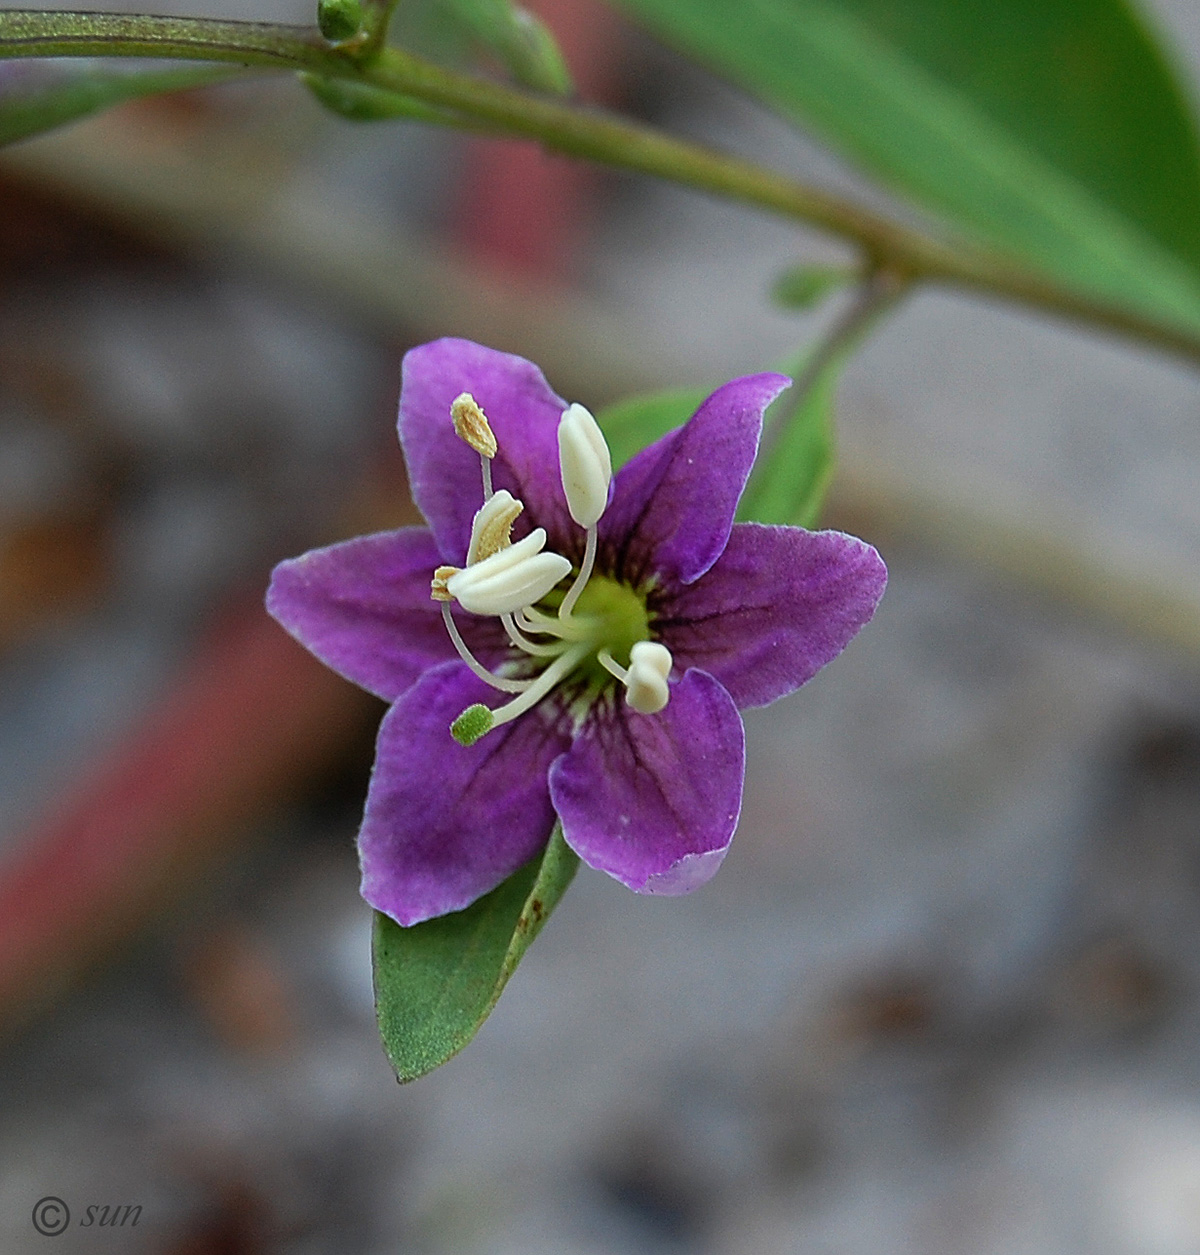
[451,392,497,500]
[441,602,531,693]
[446,529,571,616]
[558,403,611,528]
[624,640,672,714]
[631,640,672,676]
[451,393,497,457]
[502,612,568,656]
[596,648,627,682]
[558,525,597,620]
[518,605,591,642]
[467,490,522,565]
[430,564,460,602]
[599,641,673,714]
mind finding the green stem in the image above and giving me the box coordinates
[3,9,1200,365]
[0,11,332,66]
[758,266,909,465]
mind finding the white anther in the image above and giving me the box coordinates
[446,528,571,616]
[451,392,497,458]
[630,640,671,678]
[558,403,612,528]
[467,489,523,565]
[624,640,673,714]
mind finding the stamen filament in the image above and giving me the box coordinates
[559,526,597,620]
[481,454,493,500]
[518,606,591,642]
[596,648,628,682]
[442,602,530,692]
[487,644,590,730]
[502,612,569,656]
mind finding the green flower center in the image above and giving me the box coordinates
[560,573,651,688]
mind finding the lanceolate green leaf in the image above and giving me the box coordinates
[0,62,239,147]
[373,824,578,1081]
[611,0,1200,333]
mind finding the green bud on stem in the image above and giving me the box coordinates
[317,0,363,44]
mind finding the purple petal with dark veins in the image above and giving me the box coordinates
[655,524,886,710]
[550,669,745,894]
[398,339,577,563]
[360,661,572,925]
[599,373,790,588]
[267,528,503,704]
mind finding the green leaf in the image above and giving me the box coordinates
[737,351,838,527]
[594,365,835,526]
[596,386,707,471]
[611,0,1200,332]
[593,359,836,525]
[0,62,239,148]
[392,0,572,95]
[373,824,578,1081]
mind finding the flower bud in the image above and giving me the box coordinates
[466,489,523,565]
[446,528,570,615]
[317,0,362,42]
[558,403,611,528]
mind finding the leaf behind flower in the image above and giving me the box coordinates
[373,823,578,1081]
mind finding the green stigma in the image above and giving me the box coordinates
[451,703,494,746]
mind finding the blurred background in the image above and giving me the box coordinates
[2,0,1200,1251]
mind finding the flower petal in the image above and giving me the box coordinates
[399,339,575,561]
[360,661,572,925]
[600,373,790,587]
[655,524,887,709]
[549,669,745,895]
[266,528,465,703]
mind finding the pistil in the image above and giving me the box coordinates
[452,643,589,745]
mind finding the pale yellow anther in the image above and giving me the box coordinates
[451,392,497,458]
[446,529,571,616]
[430,564,460,602]
[467,489,523,565]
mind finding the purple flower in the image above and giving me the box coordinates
[267,339,886,925]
